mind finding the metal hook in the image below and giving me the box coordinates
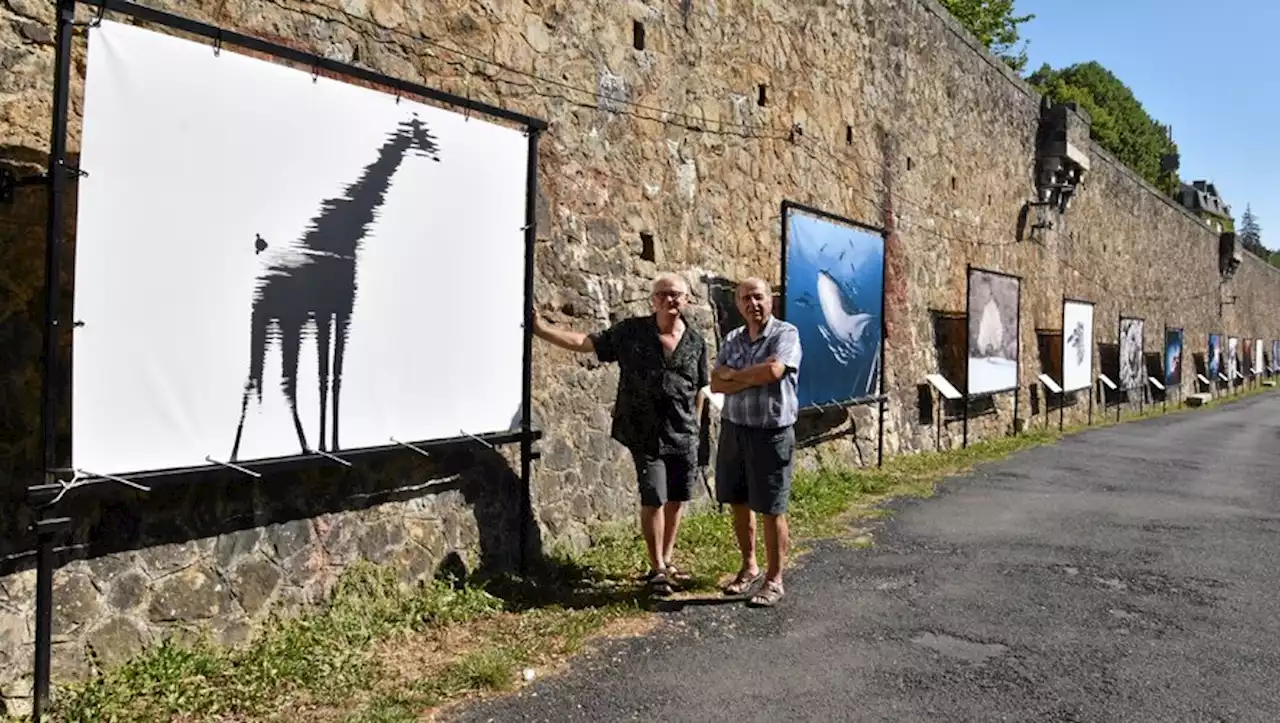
[205,455,262,478]
[308,448,352,467]
[390,437,431,459]
[213,30,223,57]
[312,63,320,83]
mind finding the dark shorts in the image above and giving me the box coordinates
[714,421,795,516]
[631,450,697,508]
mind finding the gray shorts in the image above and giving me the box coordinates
[714,421,795,516]
[632,450,696,508]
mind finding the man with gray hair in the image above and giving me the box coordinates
[710,277,802,607]
[532,273,710,597]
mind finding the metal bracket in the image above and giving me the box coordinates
[0,168,49,204]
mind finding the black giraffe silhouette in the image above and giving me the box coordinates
[230,115,441,461]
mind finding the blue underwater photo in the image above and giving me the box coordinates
[783,207,885,408]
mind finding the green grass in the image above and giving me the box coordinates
[15,385,1274,722]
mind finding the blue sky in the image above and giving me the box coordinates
[1015,1,1278,250]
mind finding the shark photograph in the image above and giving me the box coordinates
[782,205,885,408]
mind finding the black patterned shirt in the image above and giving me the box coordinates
[590,315,710,457]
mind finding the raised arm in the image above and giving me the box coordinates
[530,309,595,354]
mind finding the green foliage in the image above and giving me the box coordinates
[1027,61,1181,195]
[937,0,1035,72]
[1238,205,1267,259]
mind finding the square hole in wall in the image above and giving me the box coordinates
[846,125,853,145]
[633,20,645,51]
[758,84,768,107]
[640,232,656,261]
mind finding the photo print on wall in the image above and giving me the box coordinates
[1208,334,1222,379]
[1119,317,1145,391]
[1242,338,1254,377]
[966,268,1020,396]
[1061,300,1094,392]
[782,202,885,408]
[1227,337,1239,379]
[71,20,531,477]
[1255,338,1264,374]
[1273,340,1279,372]
[1164,328,1183,387]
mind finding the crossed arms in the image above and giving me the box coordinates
[710,358,786,395]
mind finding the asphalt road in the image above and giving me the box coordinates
[450,393,1280,723]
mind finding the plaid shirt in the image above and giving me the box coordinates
[716,316,802,428]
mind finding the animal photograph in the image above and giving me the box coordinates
[1061,300,1094,392]
[1227,337,1239,380]
[782,205,885,408]
[1119,317,1145,391]
[1208,334,1222,379]
[1273,340,1279,373]
[1242,338,1254,377]
[1255,338,1264,374]
[70,20,529,477]
[1164,328,1183,387]
[966,268,1020,395]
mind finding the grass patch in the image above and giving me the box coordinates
[17,386,1273,722]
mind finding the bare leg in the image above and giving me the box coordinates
[762,513,789,586]
[639,506,665,572]
[731,504,759,575]
[660,501,685,566]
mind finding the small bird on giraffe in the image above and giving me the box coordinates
[255,233,268,255]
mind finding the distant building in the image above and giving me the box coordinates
[1175,180,1233,232]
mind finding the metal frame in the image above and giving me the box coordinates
[1059,296,1095,431]
[962,265,1022,448]
[24,3,547,718]
[778,199,889,466]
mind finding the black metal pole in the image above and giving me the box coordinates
[32,2,76,718]
[1012,286,1021,437]
[32,517,70,722]
[519,128,541,574]
[876,398,885,468]
[963,266,971,448]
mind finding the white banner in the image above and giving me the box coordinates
[73,20,529,476]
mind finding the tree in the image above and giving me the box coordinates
[938,0,1035,73]
[1027,62,1181,195]
[1238,205,1266,258]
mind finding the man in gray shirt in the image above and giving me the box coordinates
[710,277,802,607]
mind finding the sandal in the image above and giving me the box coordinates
[665,564,693,586]
[747,580,785,608]
[646,569,674,597]
[722,569,763,596]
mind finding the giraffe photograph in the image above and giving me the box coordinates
[69,20,530,477]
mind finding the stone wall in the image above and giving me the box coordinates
[3,0,1280,712]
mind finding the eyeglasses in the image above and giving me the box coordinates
[652,290,686,299]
